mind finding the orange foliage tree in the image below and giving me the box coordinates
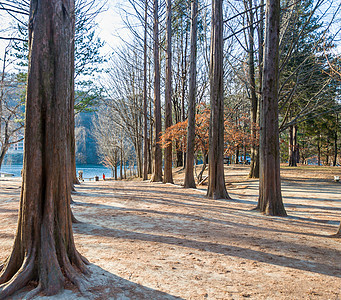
[160,103,254,182]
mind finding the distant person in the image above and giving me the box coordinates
[103,173,105,181]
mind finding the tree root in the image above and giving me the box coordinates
[0,252,35,300]
[23,284,42,300]
[0,239,90,299]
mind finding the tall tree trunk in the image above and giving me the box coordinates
[124,159,126,179]
[176,147,183,167]
[143,0,149,180]
[164,0,174,184]
[333,113,338,166]
[288,124,294,166]
[0,1,88,298]
[293,125,299,164]
[114,160,118,180]
[151,0,163,182]
[148,137,152,174]
[247,0,260,179]
[288,124,298,166]
[317,135,321,166]
[70,113,80,187]
[69,10,78,188]
[0,47,7,141]
[180,31,189,169]
[120,146,123,180]
[257,0,287,216]
[184,0,198,189]
[207,0,230,200]
[235,147,240,164]
[250,0,264,178]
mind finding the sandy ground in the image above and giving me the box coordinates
[0,165,340,299]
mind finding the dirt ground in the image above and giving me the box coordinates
[0,165,340,299]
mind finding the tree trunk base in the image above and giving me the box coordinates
[206,187,231,200]
[150,173,162,182]
[0,245,89,299]
[184,181,196,188]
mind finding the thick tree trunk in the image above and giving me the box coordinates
[163,0,174,184]
[0,1,88,298]
[207,0,230,200]
[184,0,198,189]
[143,0,149,180]
[257,0,287,216]
[151,0,163,182]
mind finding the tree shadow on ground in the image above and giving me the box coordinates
[73,199,337,237]
[74,222,341,279]
[12,264,182,300]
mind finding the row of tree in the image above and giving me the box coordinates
[95,0,340,208]
[0,0,340,297]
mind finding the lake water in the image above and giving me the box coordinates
[0,164,117,179]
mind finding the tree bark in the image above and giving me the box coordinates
[163,0,174,184]
[317,135,321,166]
[235,147,240,164]
[333,113,338,166]
[143,0,149,180]
[206,0,230,200]
[184,0,198,189]
[180,31,189,169]
[257,0,287,216]
[151,0,163,182]
[0,47,7,142]
[248,0,260,178]
[114,160,118,180]
[289,124,298,166]
[120,146,123,180]
[0,146,8,169]
[70,114,80,186]
[288,125,294,166]
[0,1,88,298]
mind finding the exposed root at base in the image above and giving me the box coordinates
[0,249,90,300]
[0,254,35,300]
[23,284,42,300]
